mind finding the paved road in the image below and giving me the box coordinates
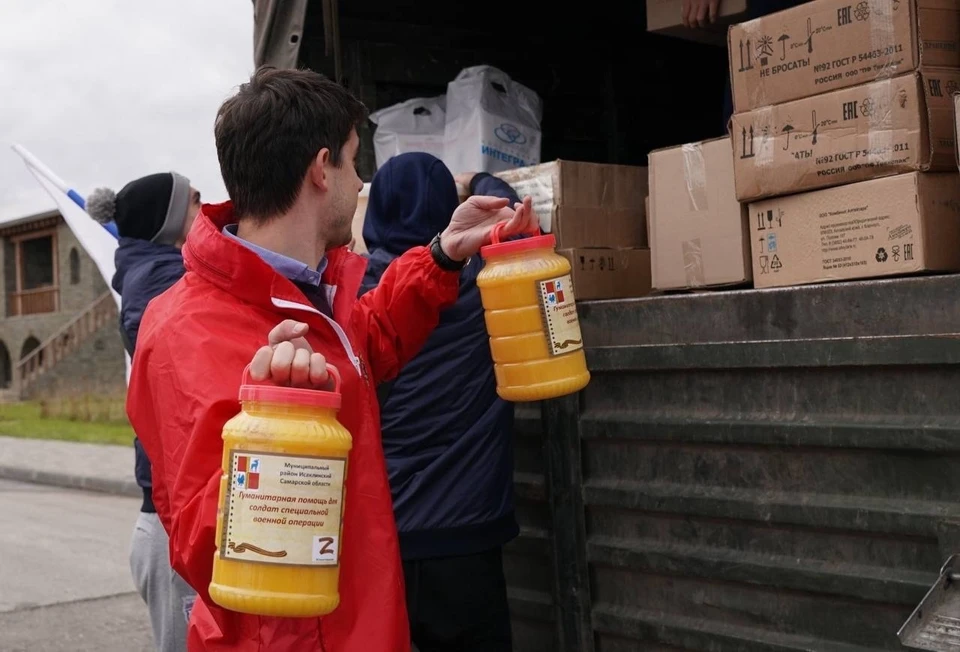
[0,479,152,651]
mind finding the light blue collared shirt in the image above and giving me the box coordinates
[223,224,327,286]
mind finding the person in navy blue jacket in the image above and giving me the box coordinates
[360,152,520,652]
[87,172,201,652]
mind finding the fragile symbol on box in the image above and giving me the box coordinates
[756,209,782,231]
[759,255,770,274]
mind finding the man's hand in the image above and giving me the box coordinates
[682,0,721,27]
[439,195,539,262]
[250,320,329,387]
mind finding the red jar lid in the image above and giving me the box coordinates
[480,222,555,259]
[239,364,342,411]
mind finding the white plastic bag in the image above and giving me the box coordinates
[442,65,543,175]
[369,96,447,169]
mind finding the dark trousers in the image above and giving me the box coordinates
[403,547,513,652]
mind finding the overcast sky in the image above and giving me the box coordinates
[0,1,253,223]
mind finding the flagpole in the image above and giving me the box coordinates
[11,144,119,238]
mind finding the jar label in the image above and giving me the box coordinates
[537,274,584,356]
[221,450,346,566]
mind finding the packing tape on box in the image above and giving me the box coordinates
[682,238,705,287]
[872,0,897,83]
[867,78,895,165]
[681,143,709,212]
[739,19,766,109]
[867,0,897,165]
[753,105,776,170]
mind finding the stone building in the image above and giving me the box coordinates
[0,209,126,399]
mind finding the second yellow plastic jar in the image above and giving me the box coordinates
[477,223,591,401]
[209,364,352,617]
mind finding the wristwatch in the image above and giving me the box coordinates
[430,233,468,272]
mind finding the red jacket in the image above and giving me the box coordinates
[127,202,459,651]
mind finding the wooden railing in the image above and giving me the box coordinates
[8,286,59,317]
[17,291,117,388]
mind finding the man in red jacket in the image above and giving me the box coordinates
[126,66,537,652]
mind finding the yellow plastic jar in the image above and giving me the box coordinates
[209,365,352,617]
[477,224,591,401]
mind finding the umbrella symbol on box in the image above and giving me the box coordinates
[778,34,790,60]
[782,123,795,150]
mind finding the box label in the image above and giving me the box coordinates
[537,274,584,355]
[731,70,960,202]
[751,186,920,288]
[728,0,944,112]
[221,451,346,566]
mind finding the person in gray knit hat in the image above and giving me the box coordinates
[87,172,201,652]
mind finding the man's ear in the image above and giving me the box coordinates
[308,148,332,192]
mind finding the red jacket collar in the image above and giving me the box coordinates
[183,201,366,321]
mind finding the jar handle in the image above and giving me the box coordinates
[241,363,342,393]
[491,221,541,245]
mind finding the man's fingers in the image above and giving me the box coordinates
[290,347,312,387]
[268,320,309,346]
[521,196,539,232]
[469,195,511,211]
[709,0,719,22]
[308,353,330,387]
[249,346,274,381]
[681,0,691,27]
[697,2,708,26]
[270,341,296,384]
[499,196,539,238]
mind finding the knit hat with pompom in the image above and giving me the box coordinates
[86,172,190,245]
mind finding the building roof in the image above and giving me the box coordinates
[0,210,62,238]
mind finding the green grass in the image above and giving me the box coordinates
[0,401,134,446]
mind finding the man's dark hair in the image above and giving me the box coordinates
[215,66,367,221]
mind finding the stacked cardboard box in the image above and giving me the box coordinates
[729,0,960,289]
[496,160,651,300]
[647,138,752,291]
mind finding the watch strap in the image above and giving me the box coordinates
[430,233,467,272]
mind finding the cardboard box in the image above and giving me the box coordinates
[648,137,752,290]
[732,68,960,202]
[496,160,648,248]
[748,172,960,289]
[729,0,960,113]
[559,248,653,300]
[647,0,749,46]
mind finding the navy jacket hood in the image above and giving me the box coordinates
[362,152,460,256]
